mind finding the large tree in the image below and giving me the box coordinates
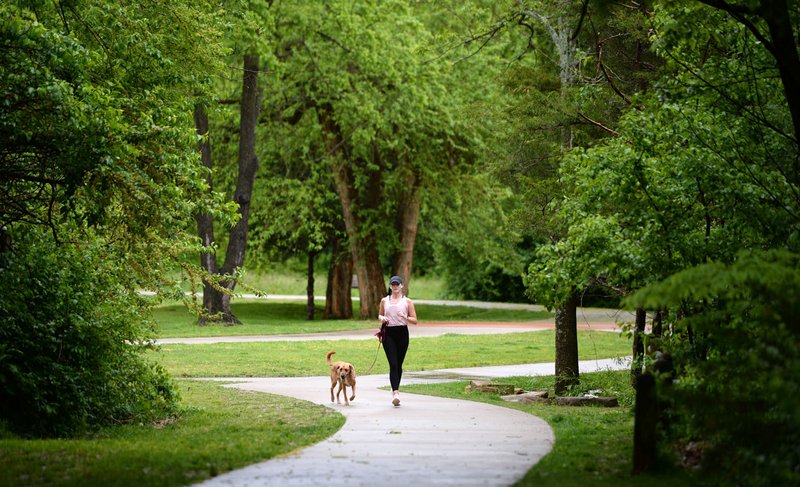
[540,0,799,480]
[194,55,263,325]
[0,0,227,435]
[243,0,492,319]
[463,0,658,392]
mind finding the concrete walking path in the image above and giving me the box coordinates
[178,302,634,486]
[193,357,630,487]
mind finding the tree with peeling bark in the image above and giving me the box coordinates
[532,0,799,478]
[467,0,657,393]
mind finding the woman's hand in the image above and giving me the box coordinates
[399,312,417,325]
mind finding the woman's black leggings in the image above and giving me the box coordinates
[382,325,409,391]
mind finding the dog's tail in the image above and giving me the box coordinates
[326,350,336,365]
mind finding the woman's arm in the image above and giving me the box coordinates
[406,300,418,325]
[378,298,386,322]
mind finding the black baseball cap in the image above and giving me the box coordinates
[389,276,403,285]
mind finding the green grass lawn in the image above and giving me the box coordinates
[152,301,376,338]
[151,299,553,338]
[151,330,630,377]
[6,298,696,487]
[171,269,447,299]
[0,380,344,487]
[249,271,448,300]
[402,372,714,487]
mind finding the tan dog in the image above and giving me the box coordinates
[326,351,356,406]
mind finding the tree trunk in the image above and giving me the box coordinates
[192,104,221,325]
[319,106,386,319]
[703,0,800,146]
[554,291,579,394]
[652,308,663,336]
[632,372,657,474]
[306,250,316,321]
[0,227,11,252]
[204,55,262,325]
[352,239,386,319]
[393,171,421,296]
[333,158,384,318]
[631,308,647,387]
[325,237,353,319]
[762,2,800,180]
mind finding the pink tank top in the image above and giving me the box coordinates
[383,296,409,327]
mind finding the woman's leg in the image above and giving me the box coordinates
[394,326,409,387]
[383,326,409,391]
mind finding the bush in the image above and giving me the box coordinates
[0,230,180,437]
[629,250,800,485]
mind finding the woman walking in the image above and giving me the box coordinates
[377,275,418,406]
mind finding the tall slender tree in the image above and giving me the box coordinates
[192,0,277,324]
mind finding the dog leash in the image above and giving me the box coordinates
[364,340,382,374]
[363,322,386,374]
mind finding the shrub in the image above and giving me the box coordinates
[0,230,180,437]
[629,250,800,485]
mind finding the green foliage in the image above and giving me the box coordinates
[0,0,232,436]
[218,0,527,294]
[422,174,528,301]
[0,230,180,437]
[521,1,800,481]
[1,0,228,234]
[627,250,800,485]
[151,329,629,378]
[527,0,800,307]
[484,1,661,306]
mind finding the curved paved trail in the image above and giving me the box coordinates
[195,374,556,487]
[181,301,633,486]
[192,359,629,487]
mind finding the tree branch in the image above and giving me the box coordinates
[453,16,510,64]
[592,21,633,106]
[577,111,619,136]
[697,0,776,57]
[571,0,590,41]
